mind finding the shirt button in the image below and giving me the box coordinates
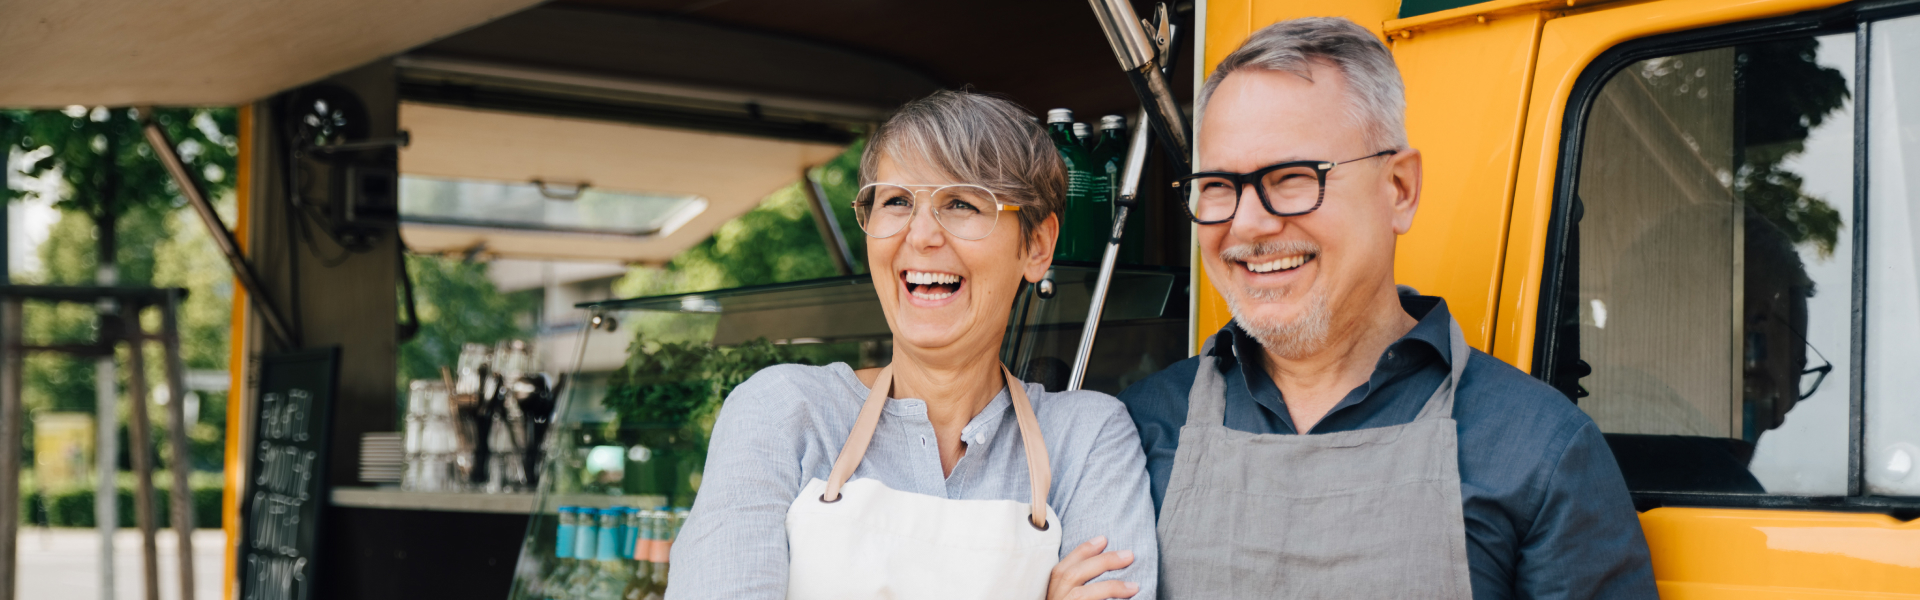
[920,436,928,447]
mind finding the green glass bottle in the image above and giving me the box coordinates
[584,509,630,600]
[1090,115,1147,264]
[623,510,657,600]
[538,507,579,600]
[1046,108,1112,263]
[1072,122,1092,148]
[646,510,677,598]
[562,507,601,600]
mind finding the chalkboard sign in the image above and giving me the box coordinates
[238,348,339,600]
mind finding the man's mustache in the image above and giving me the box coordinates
[1219,240,1322,264]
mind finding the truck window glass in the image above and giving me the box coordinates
[1571,32,1856,495]
[1865,14,1920,496]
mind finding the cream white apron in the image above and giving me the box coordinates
[785,365,1063,600]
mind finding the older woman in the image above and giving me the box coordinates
[666,90,1157,600]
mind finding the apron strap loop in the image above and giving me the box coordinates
[1003,365,1052,529]
[822,364,1054,530]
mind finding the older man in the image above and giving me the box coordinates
[1117,17,1656,599]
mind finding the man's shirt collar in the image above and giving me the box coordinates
[1206,294,1456,433]
[1210,294,1452,366]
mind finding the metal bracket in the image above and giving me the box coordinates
[306,131,411,155]
[1088,0,1191,169]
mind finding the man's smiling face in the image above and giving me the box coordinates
[1196,62,1412,357]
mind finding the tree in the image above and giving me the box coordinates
[2,106,239,471]
[2,108,236,277]
[1734,39,1848,257]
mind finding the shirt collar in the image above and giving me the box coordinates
[1206,294,1457,433]
[959,389,1013,447]
[1210,294,1455,372]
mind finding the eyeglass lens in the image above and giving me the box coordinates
[1186,165,1324,222]
[855,184,1003,240]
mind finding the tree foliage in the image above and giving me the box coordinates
[395,254,539,393]
[1734,39,1850,257]
[601,339,812,445]
[2,106,239,470]
[1,107,236,219]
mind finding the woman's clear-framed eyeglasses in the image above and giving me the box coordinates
[853,183,1021,241]
[1173,150,1398,224]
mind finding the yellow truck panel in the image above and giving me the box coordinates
[1208,0,1919,596]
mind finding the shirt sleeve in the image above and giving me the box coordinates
[1116,357,1201,516]
[1514,420,1659,599]
[1054,394,1162,599]
[665,370,811,600]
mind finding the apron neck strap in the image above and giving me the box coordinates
[1184,330,1232,427]
[1002,364,1054,530]
[1414,318,1471,421]
[821,364,1054,530]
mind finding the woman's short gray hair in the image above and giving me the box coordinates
[1198,17,1408,150]
[860,90,1065,246]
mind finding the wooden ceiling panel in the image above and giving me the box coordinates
[0,0,544,107]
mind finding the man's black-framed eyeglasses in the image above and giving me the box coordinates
[1172,150,1398,224]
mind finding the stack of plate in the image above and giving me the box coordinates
[359,432,404,484]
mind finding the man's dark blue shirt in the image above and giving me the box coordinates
[1117,295,1657,599]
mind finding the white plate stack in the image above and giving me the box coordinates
[359,432,404,484]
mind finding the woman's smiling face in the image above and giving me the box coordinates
[867,154,1058,358]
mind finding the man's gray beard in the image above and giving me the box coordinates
[1224,284,1332,360]
[1217,239,1331,359]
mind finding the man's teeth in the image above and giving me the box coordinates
[904,271,961,285]
[1247,255,1310,273]
[911,289,954,300]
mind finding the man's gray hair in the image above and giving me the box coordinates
[861,90,1065,245]
[1198,17,1408,150]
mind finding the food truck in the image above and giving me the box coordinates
[0,0,1914,598]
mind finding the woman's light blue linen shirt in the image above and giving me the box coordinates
[666,362,1159,599]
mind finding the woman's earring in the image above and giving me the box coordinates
[1035,278,1056,299]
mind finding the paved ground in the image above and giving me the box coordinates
[17,528,226,600]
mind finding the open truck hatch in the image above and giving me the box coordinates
[395,102,844,263]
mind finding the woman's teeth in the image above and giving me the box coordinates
[1247,254,1312,273]
[904,271,960,285]
[904,270,963,300]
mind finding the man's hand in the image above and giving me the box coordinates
[1047,536,1141,600]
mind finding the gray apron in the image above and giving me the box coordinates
[1157,318,1474,599]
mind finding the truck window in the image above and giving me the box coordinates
[1865,13,1920,496]
[1563,31,1857,495]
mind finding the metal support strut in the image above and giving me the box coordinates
[139,110,298,350]
[1069,1,1186,391]
[1068,109,1155,391]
